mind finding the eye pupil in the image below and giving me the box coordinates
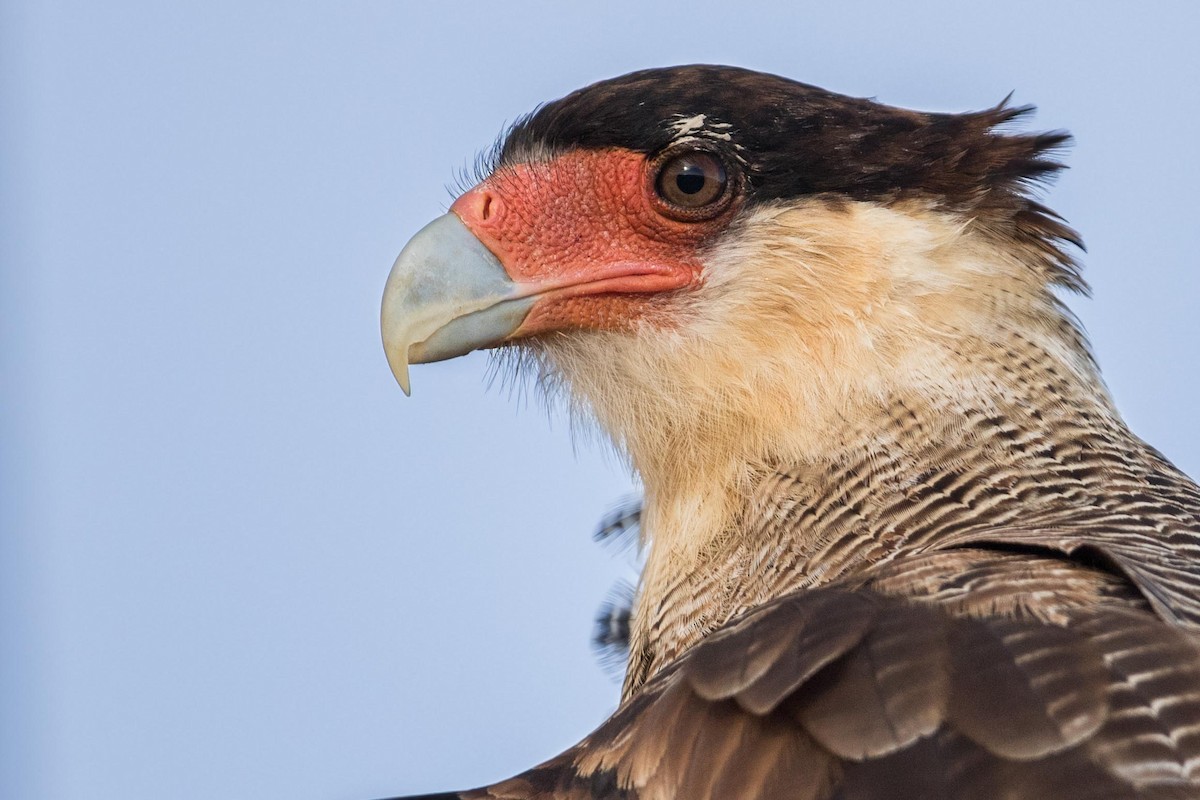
[675,168,707,195]
[655,151,729,214]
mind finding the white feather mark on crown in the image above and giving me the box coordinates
[668,113,736,143]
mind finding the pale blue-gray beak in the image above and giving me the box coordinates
[380,214,536,395]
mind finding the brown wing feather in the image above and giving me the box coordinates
[945,615,1108,759]
[790,602,948,760]
[410,553,1200,800]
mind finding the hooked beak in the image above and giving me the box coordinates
[380,214,535,395]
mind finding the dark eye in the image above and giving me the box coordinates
[655,151,728,209]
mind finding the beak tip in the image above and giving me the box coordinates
[385,344,413,396]
[382,323,413,396]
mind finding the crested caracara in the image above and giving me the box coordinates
[379,65,1200,799]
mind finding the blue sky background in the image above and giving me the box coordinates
[4,2,1199,798]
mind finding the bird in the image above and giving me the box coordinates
[379,65,1200,799]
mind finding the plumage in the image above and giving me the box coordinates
[379,65,1200,798]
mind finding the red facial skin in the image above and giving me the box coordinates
[449,149,737,337]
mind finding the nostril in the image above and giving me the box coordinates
[450,185,501,227]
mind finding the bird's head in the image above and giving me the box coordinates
[383,65,1095,492]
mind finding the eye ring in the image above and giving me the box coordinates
[648,149,735,220]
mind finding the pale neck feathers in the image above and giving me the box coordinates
[539,199,1114,553]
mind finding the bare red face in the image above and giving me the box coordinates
[381,144,744,393]
[449,148,740,338]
